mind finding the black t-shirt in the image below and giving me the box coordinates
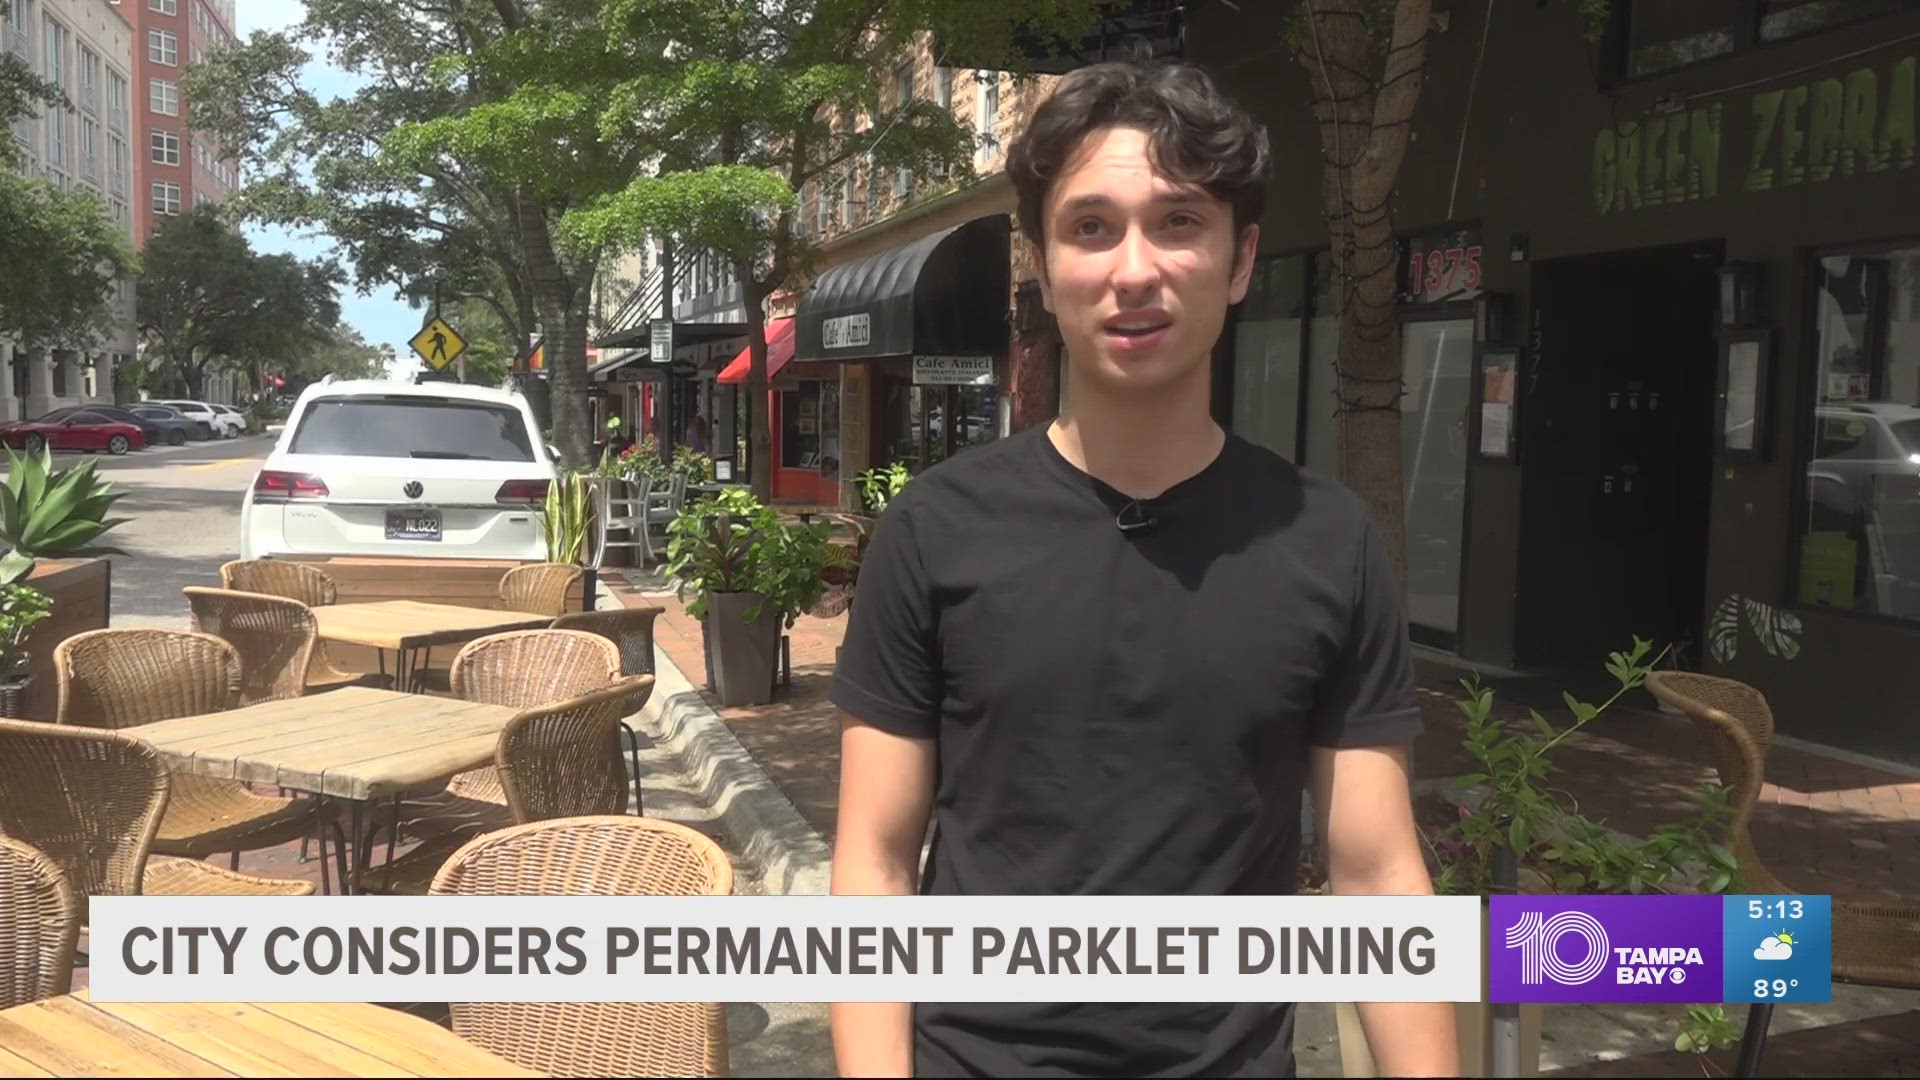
[831,425,1425,1078]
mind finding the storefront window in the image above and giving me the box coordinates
[1401,319,1475,636]
[818,378,841,482]
[1799,250,1920,621]
[1626,0,1736,77]
[878,372,1000,472]
[1760,0,1898,41]
[1300,252,1342,479]
[781,381,826,470]
[1232,256,1309,460]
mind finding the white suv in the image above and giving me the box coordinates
[159,400,245,439]
[240,380,558,561]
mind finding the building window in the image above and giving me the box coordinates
[895,61,914,108]
[864,152,879,219]
[81,117,97,180]
[1625,0,1735,77]
[107,71,127,132]
[109,136,126,191]
[150,0,177,13]
[935,67,954,109]
[1799,248,1920,622]
[79,48,98,113]
[43,17,64,88]
[815,177,831,236]
[149,29,177,66]
[151,179,180,215]
[974,70,999,167]
[150,79,178,116]
[150,129,179,165]
[839,171,856,227]
[1231,256,1311,462]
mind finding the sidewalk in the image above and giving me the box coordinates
[605,570,1920,1076]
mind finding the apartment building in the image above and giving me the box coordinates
[1,0,138,418]
[128,0,237,245]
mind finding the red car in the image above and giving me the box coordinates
[0,410,147,455]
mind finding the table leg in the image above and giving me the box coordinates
[382,796,401,893]
[328,802,355,896]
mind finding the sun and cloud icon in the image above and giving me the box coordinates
[1754,931,1796,960]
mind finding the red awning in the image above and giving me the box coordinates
[717,319,796,385]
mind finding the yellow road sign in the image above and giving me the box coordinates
[410,316,468,370]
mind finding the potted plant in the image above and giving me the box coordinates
[664,487,829,706]
[1334,638,1743,1077]
[0,582,54,718]
[855,461,913,515]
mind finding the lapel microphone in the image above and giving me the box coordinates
[1115,499,1157,536]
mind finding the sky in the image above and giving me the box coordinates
[235,0,423,379]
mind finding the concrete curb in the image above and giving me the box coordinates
[614,583,833,898]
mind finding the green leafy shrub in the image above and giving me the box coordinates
[664,487,829,627]
[0,583,53,679]
[0,445,131,585]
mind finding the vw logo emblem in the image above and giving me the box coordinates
[403,481,424,499]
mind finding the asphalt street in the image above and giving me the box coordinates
[2,433,275,629]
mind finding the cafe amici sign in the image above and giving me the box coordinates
[1592,55,1916,215]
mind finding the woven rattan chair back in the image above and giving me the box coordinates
[450,629,621,711]
[499,563,584,617]
[429,815,734,1077]
[218,559,339,608]
[0,836,79,1009]
[495,679,650,821]
[1645,671,1788,894]
[0,719,167,908]
[55,629,242,729]
[549,607,663,679]
[183,587,319,705]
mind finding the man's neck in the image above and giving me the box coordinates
[1048,365,1223,500]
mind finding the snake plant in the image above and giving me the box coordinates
[0,445,131,585]
[541,469,597,566]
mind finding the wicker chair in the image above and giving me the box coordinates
[1646,671,1920,1077]
[183,587,323,705]
[549,607,663,784]
[0,836,79,1009]
[359,678,650,895]
[54,628,317,866]
[428,815,734,1078]
[218,560,387,693]
[0,720,314,920]
[500,563,586,617]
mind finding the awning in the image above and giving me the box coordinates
[590,350,665,383]
[593,319,751,351]
[793,213,1011,364]
[717,318,796,385]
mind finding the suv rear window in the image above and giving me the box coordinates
[288,397,536,462]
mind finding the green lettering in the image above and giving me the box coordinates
[1841,68,1876,176]
[1593,130,1619,213]
[1643,117,1667,205]
[1877,56,1915,171]
[1748,90,1782,191]
[1807,78,1843,182]
[1665,114,1689,202]
[1691,104,1723,198]
[1617,123,1643,208]
[1780,85,1809,185]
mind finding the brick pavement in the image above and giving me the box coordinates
[610,571,1920,900]
[1550,1007,1920,1077]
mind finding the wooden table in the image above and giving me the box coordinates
[313,601,555,692]
[0,993,540,1076]
[128,686,518,894]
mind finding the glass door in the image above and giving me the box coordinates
[1401,318,1475,639]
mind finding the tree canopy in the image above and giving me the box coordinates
[0,55,133,353]
[136,206,343,399]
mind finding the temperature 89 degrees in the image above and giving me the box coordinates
[1722,895,1832,1005]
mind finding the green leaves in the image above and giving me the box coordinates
[0,581,53,674]
[665,488,830,627]
[0,164,134,350]
[541,470,596,566]
[0,444,131,584]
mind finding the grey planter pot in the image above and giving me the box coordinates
[0,673,32,719]
[706,591,783,707]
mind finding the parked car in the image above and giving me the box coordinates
[240,380,558,561]
[0,411,147,455]
[127,403,210,443]
[156,400,244,439]
[1807,402,1920,524]
[34,405,167,448]
[211,402,251,435]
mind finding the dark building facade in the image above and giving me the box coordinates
[1188,1,1920,759]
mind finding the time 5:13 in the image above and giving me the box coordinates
[1749,899,1805,919]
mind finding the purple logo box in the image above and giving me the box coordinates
[1489,895,1724,1003]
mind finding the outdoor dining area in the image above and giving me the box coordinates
[0,559,735,1078]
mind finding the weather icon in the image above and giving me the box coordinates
[1754,931,1796,961]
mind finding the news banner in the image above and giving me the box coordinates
[86,894,1831,1006]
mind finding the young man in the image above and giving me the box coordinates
[829,61,1458,1078]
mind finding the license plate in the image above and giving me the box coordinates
[385,508,442,541]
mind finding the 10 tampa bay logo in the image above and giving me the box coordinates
[1505,910,1705,987]
[1489,896,1725,1004]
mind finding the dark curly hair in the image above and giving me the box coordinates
[1006,61,1270,251]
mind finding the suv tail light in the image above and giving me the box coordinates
[253,470,329,500]
[496,479,551,506]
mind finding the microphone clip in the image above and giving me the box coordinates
[1115,499,1157,535]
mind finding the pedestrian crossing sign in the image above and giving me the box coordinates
[410,316,468,370]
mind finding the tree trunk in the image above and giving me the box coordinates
[740,265,774,503]
[516,196,595,467]
[1297,0,1433,599]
